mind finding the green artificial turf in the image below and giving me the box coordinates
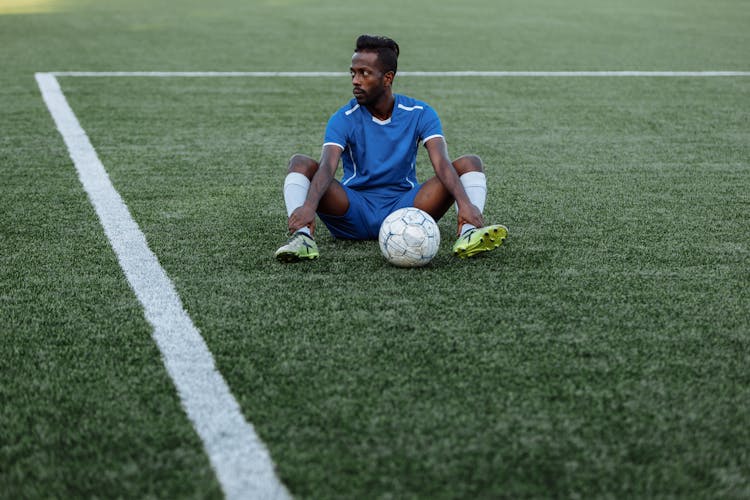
[2,0,749,498]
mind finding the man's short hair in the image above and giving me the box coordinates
[355,34,399,75]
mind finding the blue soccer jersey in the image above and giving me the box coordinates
[323,94,444,192]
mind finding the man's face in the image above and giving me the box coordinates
[350,50,391,105]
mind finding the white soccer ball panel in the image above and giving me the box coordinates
[402,225,427,247]
[404,210,426,225]
[380,234,407,257]
[388,218,407,236]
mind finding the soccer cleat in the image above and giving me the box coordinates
[275,231,319,262]
[452,224,508,259]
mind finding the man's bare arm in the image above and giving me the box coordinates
[287,144,343,233]
[424,137,484,230]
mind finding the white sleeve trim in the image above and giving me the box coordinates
[323,141,345,151]
[422,134,444,145]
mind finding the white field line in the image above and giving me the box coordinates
[35,72,290,500]
[50,70,750,77]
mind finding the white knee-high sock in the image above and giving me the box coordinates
[460,171,487,212]
[458,171,487,235]
[283,172,311,235]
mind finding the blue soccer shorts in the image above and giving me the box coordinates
[318,184,422,240]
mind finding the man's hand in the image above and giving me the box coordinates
[288,205,316,234]
[456,202,484,235]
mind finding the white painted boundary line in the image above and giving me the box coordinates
[50,70,750,77]
[35,72,290,500]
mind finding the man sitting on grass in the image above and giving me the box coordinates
[275,34,508,262]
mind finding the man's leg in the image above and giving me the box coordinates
[413,154,507,258]
[283,154,350,228]
[276,154,350,262]
[413,154,485,225]
[276,155,319,261]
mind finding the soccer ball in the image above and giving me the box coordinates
[378,207,440,267]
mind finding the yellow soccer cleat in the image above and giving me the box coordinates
[275,231,320,262]
[452,224,508,259]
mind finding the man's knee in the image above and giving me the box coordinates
[453,154,483,175]
[288,154,318,177]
